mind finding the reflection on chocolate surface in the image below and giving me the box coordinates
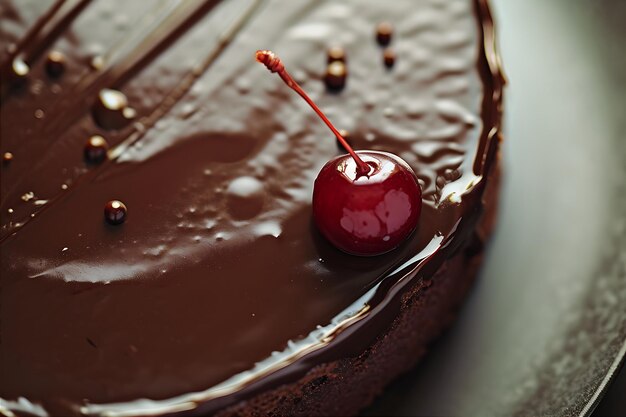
[0,0,503,415]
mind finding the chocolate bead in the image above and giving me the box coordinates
[90,55,104,70]
[45,51,65,77]
[324,61,347,91]
[3,152,13,163]
[11,57,29,78]
[5,58,29,89]
[84,135,109,164]
[327,46,346,64]
[383,48,396,68]
[104,200,127,225]
[92,88,135,130]
[376,22,393,46]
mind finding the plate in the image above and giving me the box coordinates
[365,0,626,415]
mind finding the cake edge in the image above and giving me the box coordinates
[215,156,502,417]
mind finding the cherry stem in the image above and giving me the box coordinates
[255,50,370,176]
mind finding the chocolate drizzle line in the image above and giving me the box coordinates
[40,0,223,129]
[0,0,93,99]
[19,0,92,70]
[2,0,66,64]
[0,0,504,415]
[0,0,224,216]
[0,0,263,243]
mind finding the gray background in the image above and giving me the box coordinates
[366,0,626,415]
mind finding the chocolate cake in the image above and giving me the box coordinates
[0,0,504,415]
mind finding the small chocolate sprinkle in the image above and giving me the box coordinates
[92,88,135,130]
[376,22,394,46]
[325,61,347,91]
[84,135,109,164]
[104,200,127,225]
[45,51,65,77]
[327,46,346,64]
[6,58,29,90]
[11,58,29,78]
[91,55,105,70]
[3,152,13,163]
[383,48,396,68]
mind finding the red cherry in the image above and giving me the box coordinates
[313,151,421,255]
[255,50,422,256]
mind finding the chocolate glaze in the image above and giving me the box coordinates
[0,0,504,416]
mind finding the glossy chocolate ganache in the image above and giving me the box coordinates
[0,0,504,415]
